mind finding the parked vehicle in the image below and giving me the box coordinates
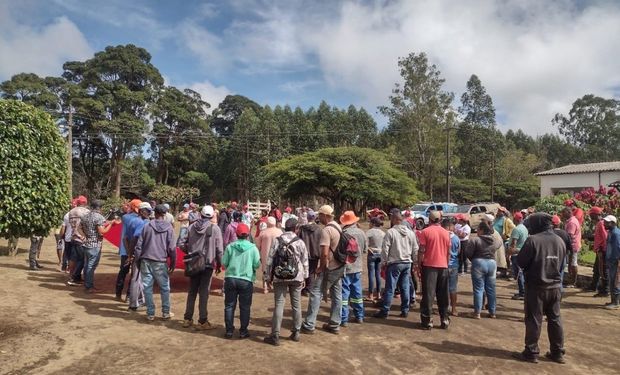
[443,202,500,230]
[404,202,458,229]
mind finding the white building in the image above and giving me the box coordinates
[536,161,620,197]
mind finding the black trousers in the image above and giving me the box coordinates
[184,268,214,324]
[420,266,449,325]
[115,255,131,297]
[590,253,609,293]
[524,287,564,357]
[458,240,469,273]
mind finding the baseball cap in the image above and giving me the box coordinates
[154,204,167,215]
[603,215,617,224]
[588,206,603,215]
[285,218,298,231]
[130,199,142,211]
[236,223,250,236]
[183,203,190,209]
[285,206,292,213]
[201,205,215,218]
[267,217,277,226]
[139,202,152,211]
[318,205,334,216]
[513,212,524,221]
[307,209,317,220]
[429,210,442,221]
[163,203,170,211]
[389,208,401,217]
[552,215,561,225]
[77,195,88,205]
[485,213,496,222]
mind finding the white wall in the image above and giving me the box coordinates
[540,171,620,197]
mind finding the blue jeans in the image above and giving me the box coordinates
[61,241,73,271]
[471,258,497,314]
[342,272,364,321]
[608,259,620,297]
[511,254,525,296]
[367,253,382,294]
[302,268,343,331]
[83,246,101,289]
[224,277,254,335]
[380,263,411,315]
[140,259,171,317]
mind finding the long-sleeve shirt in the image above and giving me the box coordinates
[381,224,419,265]
[266,232,309,283]
[135,219,176,263]
[606,227,620,263]
[593,220,608,253]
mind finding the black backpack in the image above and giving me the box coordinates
[327,224,359,265]
[271,236,300,280]
[183,224,213,277]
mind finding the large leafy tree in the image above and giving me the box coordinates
[264,147,422,214]
[62,44,164,198]
[210,94,261,136]
[0,100,69,254]
[380,52,454,198]
[553,94,620,161]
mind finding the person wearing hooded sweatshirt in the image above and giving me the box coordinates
[222,223,261,339]
[135,205,176,321]
[373,210,419,319]
[258,217,283,293]
[603,215,620,310]
[224,211,243,248]
[179,205,223,330]
[513,213,567,364]
[340,211,367,325]
[465,221,502,319]
[298,211,322,296]
[366,217,386,302]
[263,218,309,346]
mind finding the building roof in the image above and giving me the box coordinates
[536,161,620,176]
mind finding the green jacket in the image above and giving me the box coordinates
[222,239,261,282]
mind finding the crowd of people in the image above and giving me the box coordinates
[35,196,620,364]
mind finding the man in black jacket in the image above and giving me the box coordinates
[298,211,322,296]
[513,213,567,364]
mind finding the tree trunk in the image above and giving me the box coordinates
[114,154,122,198]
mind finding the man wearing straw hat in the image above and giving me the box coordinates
[339,210,367,325]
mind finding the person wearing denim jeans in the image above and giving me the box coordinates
[78,200,114,293]
[134,205,176,320]
[604,217,620,309]
[366,217,385,302]
[83,245,102,290]
[508,213,528,300]
[465,221,501,319]
[373,210,418,319]
[340,213,366,325]
[222,223,261,338]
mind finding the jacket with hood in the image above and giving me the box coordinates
[135,219,176,264]
[381,224,419,265]
[517,213,567,290]
[465,232,502,260]
[343,224,368,274]
[266,231,309,283]
[223,221,239,248]
[223,239,261,282]
[178,217,223,269]
[298,223,323,260]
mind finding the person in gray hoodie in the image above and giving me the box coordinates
[135,204,176,321]
[179,205,223,330]
[465,220,502,319]
[373,210,419,319]
[263,218,309,346]
[340,211,367,325]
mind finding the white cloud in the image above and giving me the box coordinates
[179,21,227,72]
[187,80,233,113]
[0,16,92,80]
[278,79,321,94]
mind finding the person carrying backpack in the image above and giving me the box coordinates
[179,205,223,330]
[340,211,367,325]
[263,218,309,345]
[301,205,346,335]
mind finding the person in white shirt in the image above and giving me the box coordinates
[454,214,471,275]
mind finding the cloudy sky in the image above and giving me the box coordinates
[1,0,619,134]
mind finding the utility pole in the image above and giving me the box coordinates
[67,106,73,198]
[445,126,451,202]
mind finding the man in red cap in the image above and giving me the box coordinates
[564,199,584,225]
[222,223,261,339]
[587,207,608,296]
[561,207,582,288]
[66,195,90,286]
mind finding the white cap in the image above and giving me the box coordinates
[138,202,152,211]
[603,215,617,224]
[267,217,276,226]
[485,214,495,222]
[201,205,215,218]
[163,203,170,210]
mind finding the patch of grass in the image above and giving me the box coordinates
[578,249,596,267]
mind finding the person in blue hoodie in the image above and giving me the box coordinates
[222,223,261,339]
[604,215,620,310]
[134,204,176,321]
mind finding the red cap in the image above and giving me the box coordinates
[77,195,87,205]
[236,223,250,236]
[513,212,524,221]
[552,215,561,225]
[285,207,292,213]
[588,206,603,215]
[564,199,574,206]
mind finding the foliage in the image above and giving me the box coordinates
[264,147,423,214]
[147,185,200,208]
[380,52,454,198]
[0,100,69,237]
[534,193,573,216]
[450,178,491,203]
[574,186,620,217]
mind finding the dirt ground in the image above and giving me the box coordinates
[1,237,619,375]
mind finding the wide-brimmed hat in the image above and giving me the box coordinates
[318,205,334,216]
[340,211,359,226]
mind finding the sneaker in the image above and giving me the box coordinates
[35,263,44,269]
[85,288,100,294]
[564,284,575,289]
[194,321,216,330]
[544,352,566,364]
[512,351,538,363]
[182,320,193,328]
[263,335,280,346]
[146,315,155,321]
[239,331,251,339]
[373,311,388,319]
[224,332,234,339]
[66,280,82,286]
[321,323,339,335]
[351,317,364,324]
[398,312,408,318]
[300,326,315,335]
[604,303,620,310]
[29,267,40,271]
[289,331,300,342]
[162,312,174,320]
[512,294,524,300]
[440,319,450,329]
[420,322,433,330]
[593,292,609,298]
[487,313,497,319]
[472,313,481,320]
[340,321,349,328]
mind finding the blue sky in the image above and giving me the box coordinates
[1,0,620,134]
